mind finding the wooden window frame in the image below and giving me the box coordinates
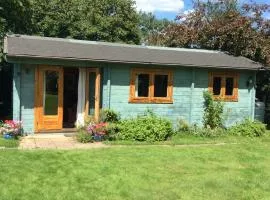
[208,72,239,102]
[85,68,101,121]
[129,68,173,104]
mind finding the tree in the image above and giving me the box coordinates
[159,0,270,65]
[0,0,34,62]
[30,0,141,44]
[138,11,173,45]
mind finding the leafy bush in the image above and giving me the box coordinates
[109,112,174,142]
[177,119,226,137]
[177,119,190,132]
[228,119,266,137]
[76,130,93,143]
[100,109,120,123]
[203,91,224,129]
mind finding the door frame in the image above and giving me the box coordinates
[85,68,101,122]
[34,65,64,132]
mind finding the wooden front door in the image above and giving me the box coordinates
[35,66,63,131]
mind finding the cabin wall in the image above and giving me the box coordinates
[13,64,35,133]
[105,65,256,126]
[12,62,256,134]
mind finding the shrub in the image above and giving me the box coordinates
[191,127,227,137]
[111,112,174,142]
[203,91,224,129]
[100,109,120,123]
[76,130,93,143]
[228,119,266,137]
[177,119,226,137]
[177,119,190,132]
[105,123,120,141]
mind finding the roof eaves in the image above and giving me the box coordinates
[6,54,260,70]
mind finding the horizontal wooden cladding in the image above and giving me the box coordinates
[208,72,239,102]
[129,68,173,104]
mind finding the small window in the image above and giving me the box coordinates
[130,69,173,103]
[225,77,234,96]
[209,72,239,101]
[136,74,149,97]
[213,77,221,95]
[154,75,168,97]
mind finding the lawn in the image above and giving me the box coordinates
[1,138,270,200]
[0,137,19,148]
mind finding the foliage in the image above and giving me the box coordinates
[203,91,224,129]
[30,0,141,44]
[0,120,22,137]
[0,0,34,62]
[228,119,266,137]
[76,130,93,143]
[138,11,173,45]
[99,109,120,123]
[177,119,226,137]
[155,0,270,65]
[177,119,190,132]
[105,122,120,140]
[86,122,108,136]
[110,111,174,142]
[76,121,109,143]
[0,0,141,63]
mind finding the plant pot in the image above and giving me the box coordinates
[3,133,14,140]
[93,134,103,141]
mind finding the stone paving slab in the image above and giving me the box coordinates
[19,134,108,150]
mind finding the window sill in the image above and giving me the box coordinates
[129,98,173,104]
[213,96,238,102]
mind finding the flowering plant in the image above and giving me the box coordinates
[86,122,108,136]
[0,120,23,136]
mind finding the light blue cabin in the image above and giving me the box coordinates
[4,35,261,134]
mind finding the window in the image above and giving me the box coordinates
[208,72,239,101]
[129,68,173,103]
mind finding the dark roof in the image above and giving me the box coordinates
[4,35,262,70]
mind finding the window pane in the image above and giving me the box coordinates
[225,77,234,95]
[88,72,96,116]
[44,71,59,115]
[213,77,221,95]
[154,75,168,97]
[136,74,149,97]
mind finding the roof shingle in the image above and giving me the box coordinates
[4,35,262,70]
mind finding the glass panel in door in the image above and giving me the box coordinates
[44,71,59,115]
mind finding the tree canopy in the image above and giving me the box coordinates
[155,0,270,65]
[0,0,141,45]
[138,11,173,45]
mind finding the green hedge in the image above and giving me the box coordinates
[228,119,266,137]
[107,112,174,142]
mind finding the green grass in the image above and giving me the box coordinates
[105,134,270,145]
[1,138,270,199]
[0,137,19,148]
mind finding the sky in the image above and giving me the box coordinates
[134,0,270,20]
